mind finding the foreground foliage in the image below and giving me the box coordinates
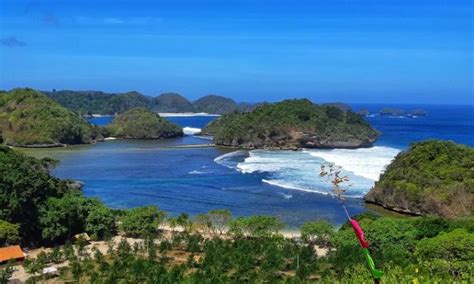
[12,213,473,283]
[365,140,474,217]
[0,146,116,245]
[1,145,473,283]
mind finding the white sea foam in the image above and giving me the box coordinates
[305,146,401,181]
[277,191,293,200]
[262,179,319,194]
[194,135,213,140]
[214,151,248,169]
[159,112,220,117]
[183,127,202,135]
[214,146,401,197]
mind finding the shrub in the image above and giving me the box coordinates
[120,206,165,238]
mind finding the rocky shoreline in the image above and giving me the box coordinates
[208,129,379,150]
[363,195,423,216]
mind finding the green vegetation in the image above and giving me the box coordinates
[365,140,474,217]
[9,211,473,283]
[45,90,253,115]
[0,146,115,245]
[203,99,379,149]
[301,220,335,246]
[0,220,19,246]
[229,215,283,238]
[120,206,166,238]
[151,93,194,112]
[192,95,239,114]
[1,141,473,283]
[44,90,150,115]
[107,108,183,139]
[0,88,101,146]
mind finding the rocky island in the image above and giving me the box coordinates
[107,108,183,139]
[201,99,379,149]
[0,88,101,147]
[379,108,405,116]
[408,108,428,116]
[364,140,473,217]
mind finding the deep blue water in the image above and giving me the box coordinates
[354,104,474,148]
[89,116,215,129]
[25,105,474,228]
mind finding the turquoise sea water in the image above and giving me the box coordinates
[24,104,474,227]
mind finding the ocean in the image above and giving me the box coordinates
[23,104,474,228]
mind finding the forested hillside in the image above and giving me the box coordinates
[151,93,194,112]
[0,88,100,147]
[365,140,474,217]
[44,90,253,115]
[192,95,239,114]
[202,99,379,149]
[107,108,183,139]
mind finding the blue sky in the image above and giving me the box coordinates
[0,0,472,104]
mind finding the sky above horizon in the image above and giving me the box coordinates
[0,0,473,104]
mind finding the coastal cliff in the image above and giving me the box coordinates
[201,99,379,149]
[364,140,474,217]
[107,108,183,139]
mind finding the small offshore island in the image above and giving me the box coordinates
[202,99,379,149]
[107,108,183,139]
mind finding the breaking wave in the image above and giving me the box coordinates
[183,127,201,135]
[214,146,401,197]
[305,146,401,181]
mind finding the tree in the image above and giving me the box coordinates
[208,209,232,235]
[0,146,68,244]
[86,203,117,240]
[415,228,474,261]
[229,216,283,238]
[120,206,165,238]
[0,261,13,284]
[300,220,335,246]
[23,256,45,276]
[39,191,89,242]
[0,220,20,246]
[193,214,211,234]
[176,213,192,233]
